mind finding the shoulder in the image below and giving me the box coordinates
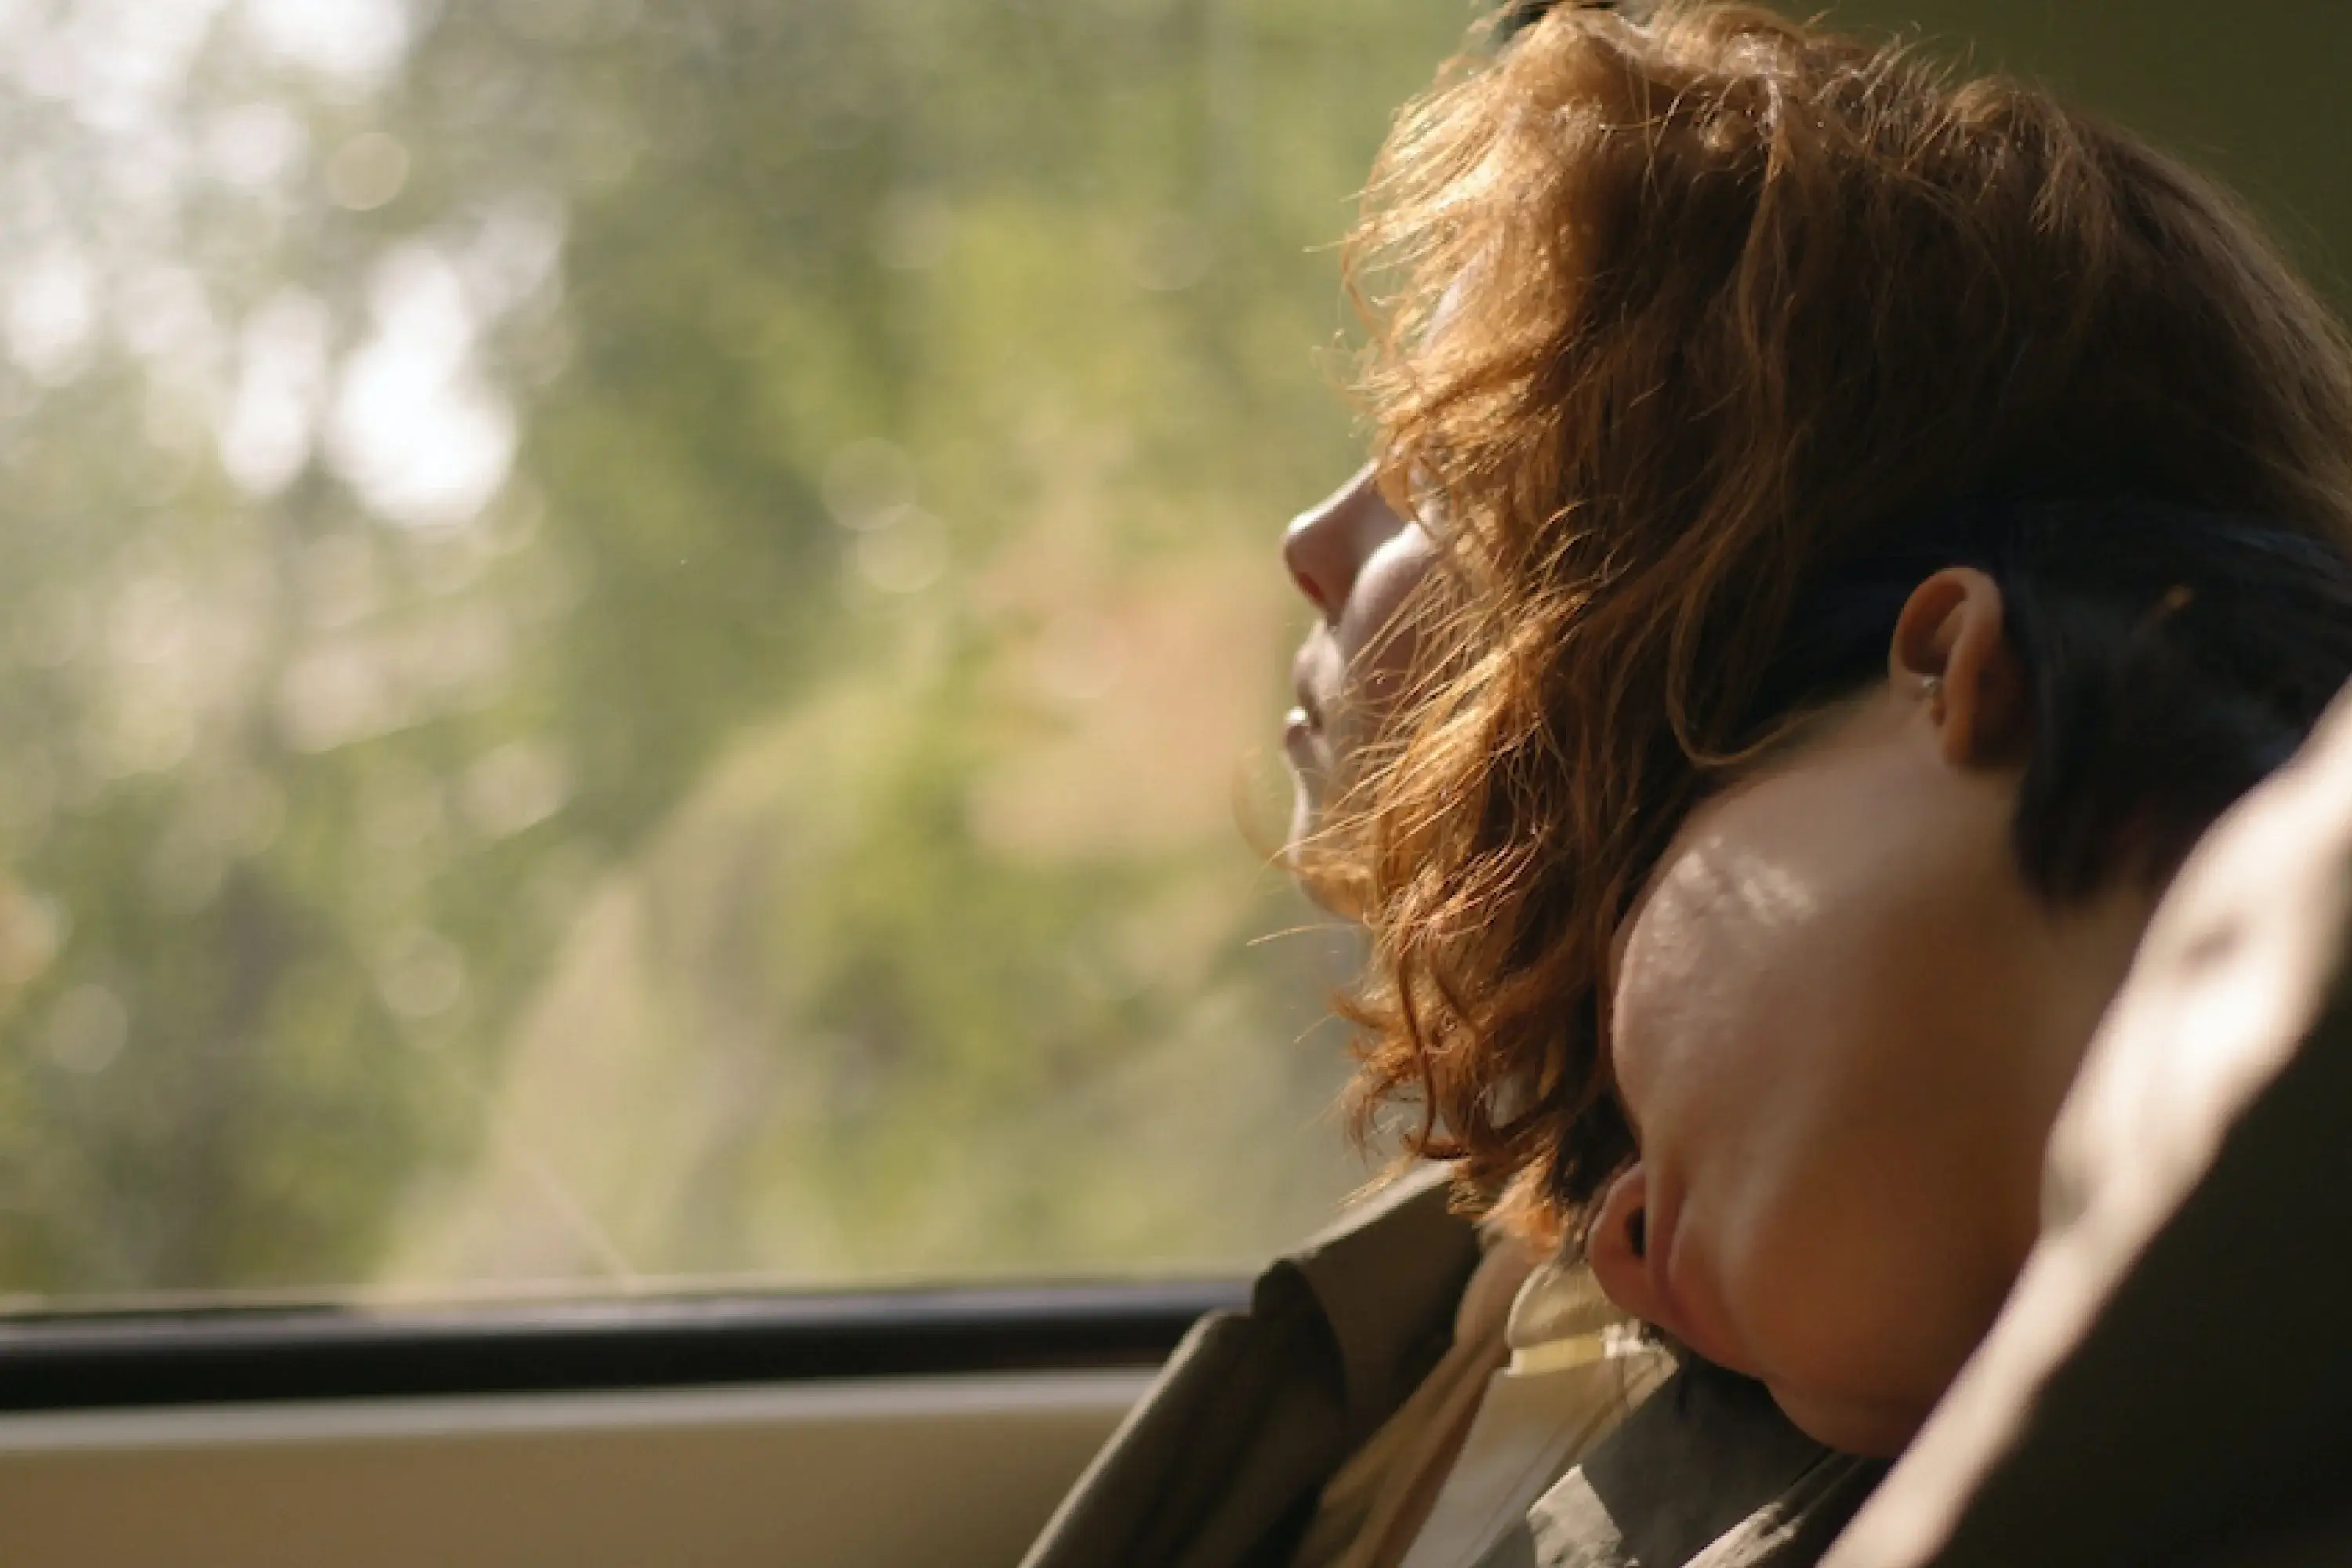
[1019,1164,1481,1568]
[1519,1359,1886,1568]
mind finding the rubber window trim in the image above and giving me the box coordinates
[0,1279,1245,1412]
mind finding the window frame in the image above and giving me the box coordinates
[0,1279,1242,1412]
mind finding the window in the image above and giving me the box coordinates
[0,0,1465,1312]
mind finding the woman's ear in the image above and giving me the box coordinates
[1889,567,2028,766]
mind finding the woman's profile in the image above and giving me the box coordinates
[1027,3,2352,1565]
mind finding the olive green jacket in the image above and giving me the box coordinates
[1017,1167,1882,1568]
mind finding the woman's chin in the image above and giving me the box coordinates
[1284,791,1317,866]
[1282,799,1360,916]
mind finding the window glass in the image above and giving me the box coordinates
[0,0,1463,1305]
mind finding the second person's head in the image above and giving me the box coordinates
[1303,0,2352,1454]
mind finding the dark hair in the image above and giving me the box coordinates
[1332,0,2352,1245]
[1494,0,1646,42]
[1753,499,2352,903]
[1542,500,2352,1237]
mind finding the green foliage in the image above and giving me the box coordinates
[7,0,2339,1302]
[0,0,1463,1299]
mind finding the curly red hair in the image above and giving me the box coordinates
[1330,1,2352,1246]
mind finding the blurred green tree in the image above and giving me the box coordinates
[0,0,1461,1299]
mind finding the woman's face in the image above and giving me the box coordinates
[1279,463,1435,856]
[1581,646,2158,1457]
[1277,469,2156,1457]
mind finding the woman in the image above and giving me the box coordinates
[1329,0,2352,1443]
[1029,3,2352,1564]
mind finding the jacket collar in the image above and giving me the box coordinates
[1279,1164,1484,1436]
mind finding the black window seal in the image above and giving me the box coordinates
[0,1278,1246,1413]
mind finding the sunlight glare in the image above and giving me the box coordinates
[328,245,517,528]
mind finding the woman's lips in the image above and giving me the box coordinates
[1285,655,1327,762]
[1647,1185,1686,1322]
[1646,1182,1710,1347]
[1646,1186,1755,1376]
[1283,706,1319,761]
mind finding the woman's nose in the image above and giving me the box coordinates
[1283,463,1394,620]
[1584,1162,1668,1330]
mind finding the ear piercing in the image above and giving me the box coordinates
[1626,1209,1647,1261]
[1920,675,1944,704]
